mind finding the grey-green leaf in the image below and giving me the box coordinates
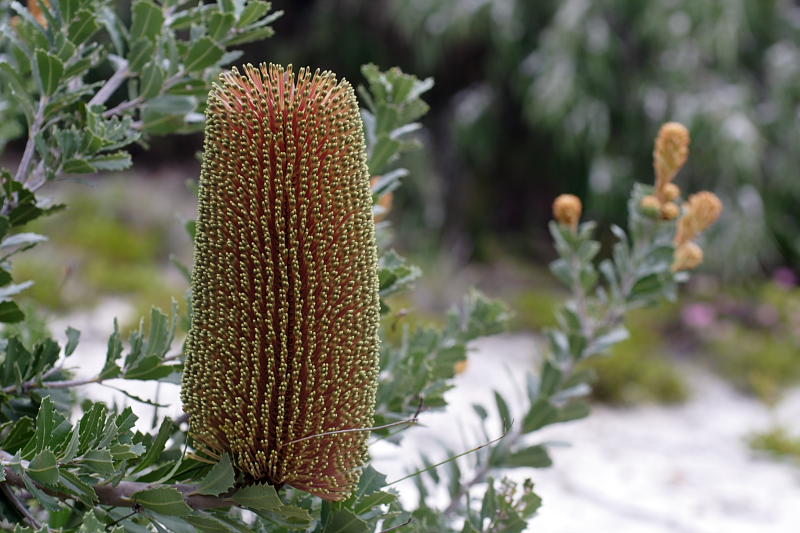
[134,487,191,516]
[231,483,282,511]
[184,37,224,71]
[35,50,64,96]
[28,449,59,485]
[193,453,234,496]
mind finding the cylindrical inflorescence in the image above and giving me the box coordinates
[181,64,380,501]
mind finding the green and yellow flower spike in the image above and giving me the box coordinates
[181,64,380,501]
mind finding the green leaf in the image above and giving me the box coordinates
[140,63,165,100]
[78,511,106,533]
[132,418,174,473]
[67,10,100,45]
[522,399,558,433]
[321,508,369,533]
[131,0,165,42]
[79,449,115,475]
[134,487,191,516]
[505,445,552,468]
[27,449,58,485]
[35,50,64,97]
[62,158,96,174]
[231,483,282,511]
[0,62,35,122]
[64,327,80,356]
[129,38,155,73]
[88,151,132,171]
[0,301,24,323]
[225,26,275,46]
[193,453,234,496]
[238,0,270,27]
[494,391,511,427]
[184,37,224,71]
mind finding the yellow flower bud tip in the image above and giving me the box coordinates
[454,359,468,375]
[660,201,680,221]
[654,121,690,189]
[672,241,704,272]
[661,182,680,202]
[674,191,723,245]
[639,195,662,217]
[553,194,582,229]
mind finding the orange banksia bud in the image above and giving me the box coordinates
[640,195,661,217]
[675,191,723,246]
[653,122,690,194]
[672,242,704,271]
[660,201,680,221]
[553,194,582,230]
[181,64,380,501]
[662,182,680,202]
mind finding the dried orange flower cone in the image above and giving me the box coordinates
[181,64,380,501]
[653,122,690,199]
[674,191,723,246]
[672,242,704,271]
[552,194,582,230]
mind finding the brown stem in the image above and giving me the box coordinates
[0,450,231,511]
[0,481,41,528]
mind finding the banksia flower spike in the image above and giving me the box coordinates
[653,122,690,198]
[553,194,582,230]
[181,64,380,501]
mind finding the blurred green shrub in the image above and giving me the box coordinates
[579,308,689,406]
[748,426,800,463]
[274,0,800,271]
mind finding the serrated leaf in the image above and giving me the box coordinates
[193,453,234,496]
[78,511,106,532]
[134,487,191,516]
[27,449,58,485]
[132,418,174,473]
[184,37,224,71]
[80,449,115,475]
[231,483,282,511]
[35,50,64,96]
[321,508,369,533]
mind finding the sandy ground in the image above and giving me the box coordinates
[51,307,800,532]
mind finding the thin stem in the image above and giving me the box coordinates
[13,96,48,185]
[0,482,41,529]
[88,62,130,108]
[280,399,424,448]
[103,97,144,118]
[388,423,509,488]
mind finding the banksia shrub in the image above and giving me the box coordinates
[181,64,380,501]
